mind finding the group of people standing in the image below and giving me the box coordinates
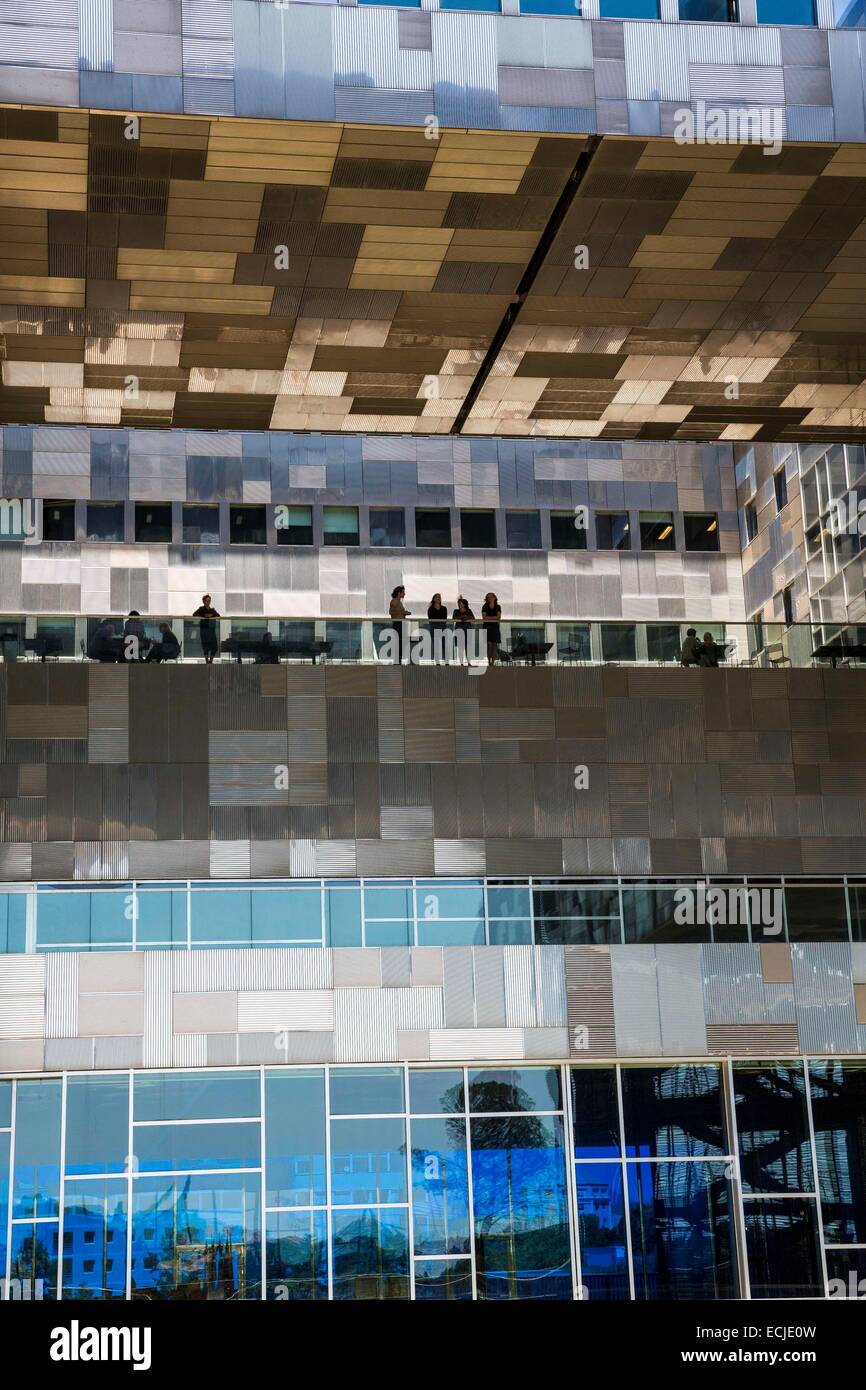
[389,587,503,664]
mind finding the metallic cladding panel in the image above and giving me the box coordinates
[45,952,78,1039]
[656,946,707,1056]
[430,1027,525,1061]
[80,0,112,72]
[393,986,443,1031]
[144,950,173,1068]
[564,944,615,1057]
[534,944,566,1028]
[473,945,506,1028]
[792,943,859,1054]
[610,945,661,1055]
[504,945,536,1028]
[333,986,398,1062]
[701,943,767,1026]
[431,10,498,128]
[443,945,474,1027]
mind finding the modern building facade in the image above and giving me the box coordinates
[3,0,866,1307]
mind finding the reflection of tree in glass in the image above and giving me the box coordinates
[12,1231,54,1287]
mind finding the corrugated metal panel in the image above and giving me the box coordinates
[564,944,615,1057]
[79,0,112,72]
[381,946,411,988]
[0,956,45,993]
[433,839,486,875]
[688,65,785,103]
[210,732,288,763]
[431,10,498,127]
[0,996,44,1038]
[504,945,535,1027]
[534,944,566,1028]
[144,950,172,1068]
[283,1031,334,1063]
[237,989,334,1031]
[210,765,287,806]
[623,20,688,103]
[45,952,77,1039]
[333,987,398,1062]
[334,6,402,90]
[0,844,32,880]
[381,805,433,839]
[523,1026,569,1060]
[290,838,317,876]
[182,0,233,40]
[473,945,506,1027]
[394,986,443,1031]
[315,839,356,877]
[443,945,474,1027]
[93,1036,142,1068]
[706,1023,800,1055]
[430,1027,524,1061]
[89,664,128,764]
[183,76,235,114]
[45,1037,95,1070]
[0,21,78,69]
[207,1033,239,1065]
[333,948,381,988]
[701,943,767,1025]
[736,25,783,68]
[335,88,433,125]
[656,945,708,1055]
[209,839,251,878]
[411,946,442,988]
[74,841,129,881]
[172,1033,207,1066]
[792,943,858,1054]
[610,945,661,1055]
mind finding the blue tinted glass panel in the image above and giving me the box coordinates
[330,1117,407,1205]
[416,918,484,946]
[471,1114,572,1300]
[469,1067,562,1113]
[575,1162,629,1300]
[134,1121,260,1172]
[65,1075,129,1176]
[679,0,736,17]
[521,0,576,11]
[409,1069,465,1115]
[131,1173,261,1300]
[252,889,321,943]
[38,891,88,945]
[757,0,814,19]
[488,918,533,944]
[10,1222,58,1299]
[535,918,619,946]
[329,1066,404,1116]
[733,1063,813,1194]
[365,919,412,946]
[364,887,412,919]
[412,1117,470,1255]
[0,893,26,952]
[441,0,500,7]
[326,889,362,947]
[486,885,531,918]
[599,0,659,15]
[90,892,134,945]
[331,1207,409,1300]
[743,1198,823,1299]
[136,890,187,946]
[628,1162,737,1300]
[835,0,866,25]
[134,1070,260,1122]
[808,1060,866,1243]
[621,1066,727,1158]
[265,1069,326,1208]
[0,1079,11,1126]
[414,1257,473,1299]
[571,1068,621,1158]
[13,1078,61,1218]
[191,890,252,943]
[415,884,484,920]
[534,886,619,918]
[266,1209,328,1300]
[62,1178,127,1300]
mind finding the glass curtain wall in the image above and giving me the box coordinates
[3,1061,866,1300]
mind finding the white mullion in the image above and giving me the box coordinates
[260,1065,266,1301]
[803,1058,831,1298]
[463,1066,478,1301]
[404,1062,415,1301]
[5,1079,16,1287]
[125,1069,133,1301]
[562,1063,582,1301]
[615,1064,635,1301]
[56,1073,67,1300]
[325,1065,333,1300]
[724,1055,751,1300]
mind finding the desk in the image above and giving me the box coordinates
[220,637,332,664]
[812,642,866,668]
